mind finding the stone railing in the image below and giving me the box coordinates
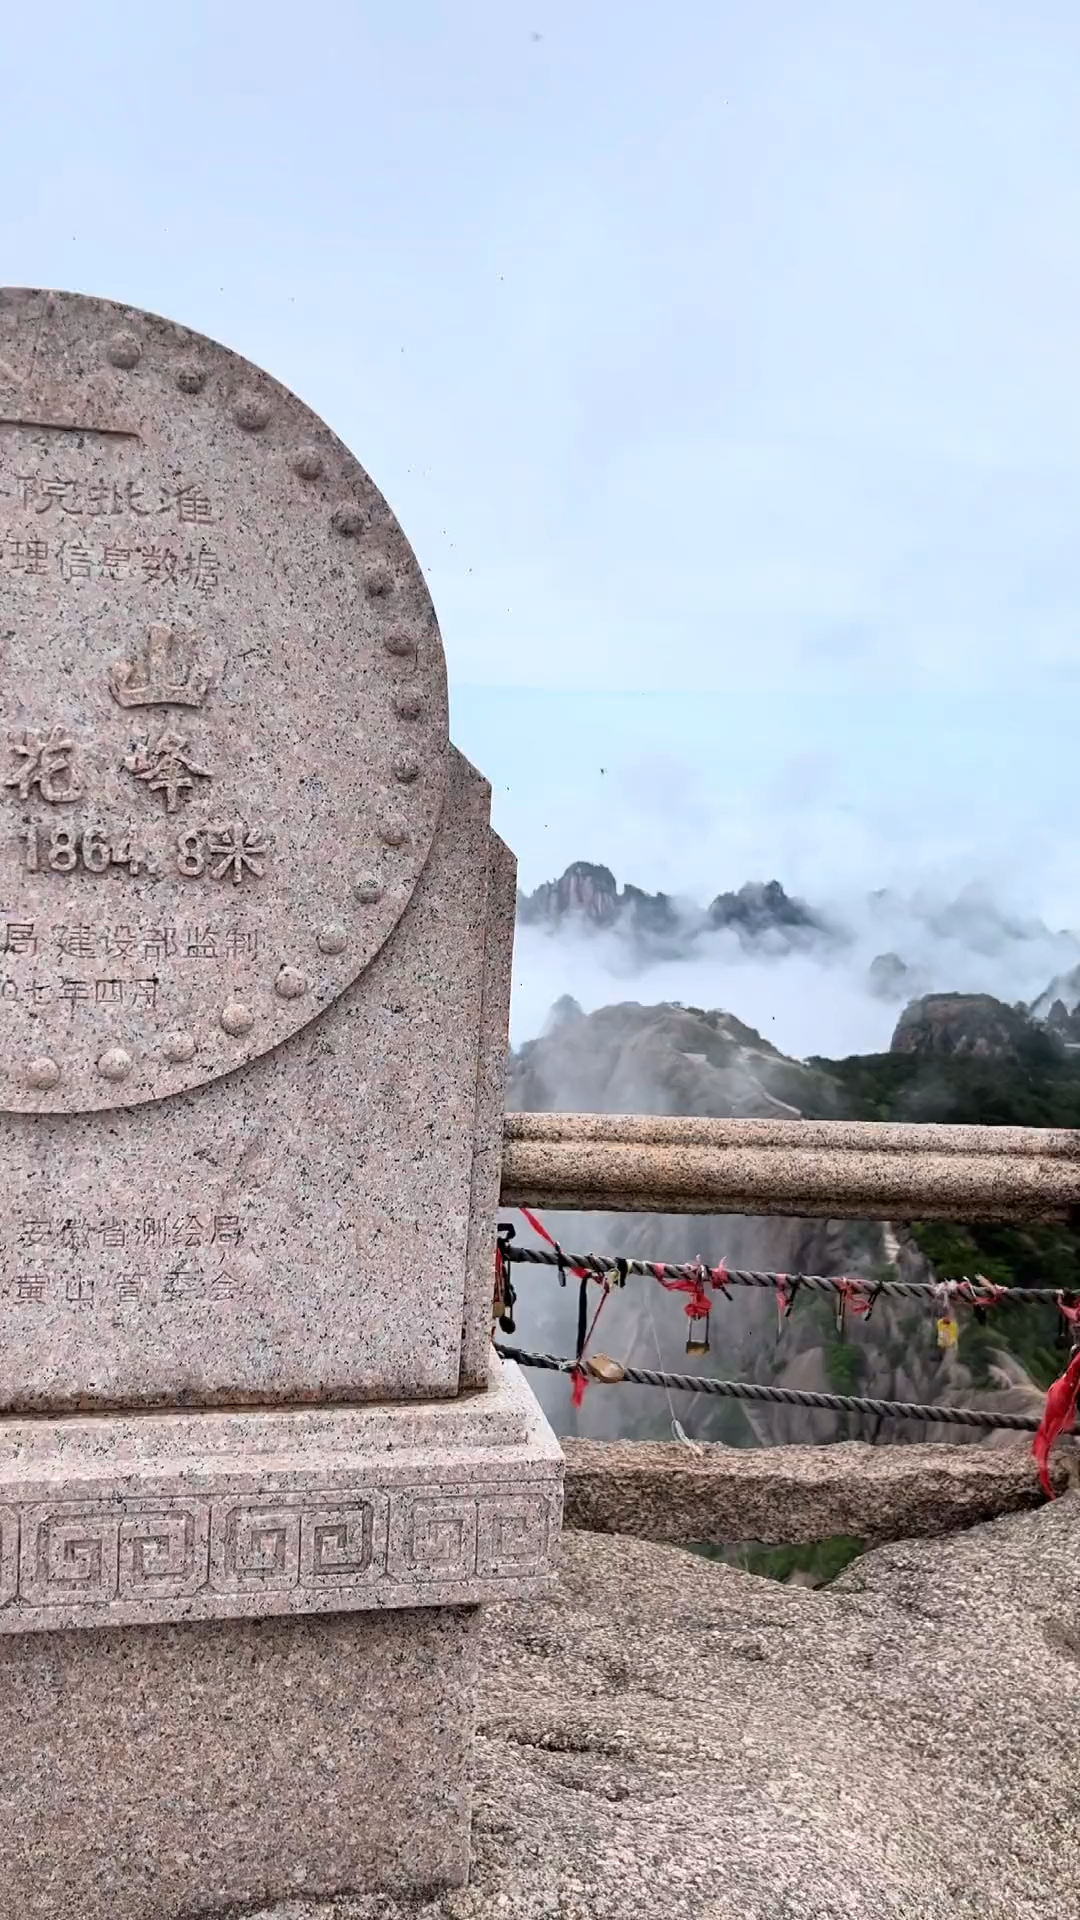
[501,1112,1080,1222]
[502,1111,1080,1548]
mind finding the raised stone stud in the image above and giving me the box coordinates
[393,755,420,785]
[26,1056,60,1090]
[364,565,393,597]
[330,502,365,536]
[233,392,271,432]
[106,329,142,369]
[316,923,348,955]
[220,1001,256,1036]
[163,1031,197,1063]
[274,966,308,1000]
[176,363,207,394]
[384,630,414,657]
[292,446,324,480]
[98,1047,133,1082]
[379,815,409,849]
[394,690,423,720]
[354,877,383,905]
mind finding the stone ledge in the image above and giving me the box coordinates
[562,1433,1074,1546]
[0,1360,562,1633]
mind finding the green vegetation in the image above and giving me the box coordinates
[688,1535,866,1586]
[806,1037,1080,1390]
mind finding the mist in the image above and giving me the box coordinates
[510,873,1080,1061]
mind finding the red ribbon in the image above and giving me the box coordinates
[959,1277,1007,1311]
[651,1258,726,1323]
[518,1209,595,1406]
[1033,1348,1080,1497]
[518,1206,589,1279]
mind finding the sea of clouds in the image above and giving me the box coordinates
[509,878,1080,1062]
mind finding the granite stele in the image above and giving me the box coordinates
[0,287,562,1919]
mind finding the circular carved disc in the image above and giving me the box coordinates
[0,289,448,1113]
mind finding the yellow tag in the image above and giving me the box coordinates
[936,1316,959,1350]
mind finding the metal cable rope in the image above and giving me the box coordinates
[501,1241,1067,1303]
[494,1344,1045,1433]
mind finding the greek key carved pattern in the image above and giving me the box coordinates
[0,1485,556,1614]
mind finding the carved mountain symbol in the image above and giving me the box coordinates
[110,623,210,709]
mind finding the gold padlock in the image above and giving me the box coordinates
[586,1353,626,1384]
[685,1312,710,1357]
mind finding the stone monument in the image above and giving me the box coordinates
[0,287,561,1918]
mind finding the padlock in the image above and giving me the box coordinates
[685,1310,710,1357]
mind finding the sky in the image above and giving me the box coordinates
[4,1,1080,1051]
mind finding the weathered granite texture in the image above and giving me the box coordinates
[561,1433,1074,1545]
[0,1356,561,1631]
[0,1601,477,1920]
[0,289,560,1920]
[460,834,518,1393]
[0,287,449,1114]
[501,1109,1080,1222]
[245,1498,1080,1920]
[0,744,510,1411]
[0,290,516,1414]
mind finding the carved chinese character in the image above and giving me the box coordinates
[94,978,124,1006]
[124,725,211,812]
[102,925,138,961]
[117,1275,143,1302]
[223,928,259,960]
[0,977,17,1001]
[24,979,49,1006]
[174,485,212,525]
[208,821,267,886]
[86,482,112,516]
[14,1276,47,1305]
[212,1214,242,1245]
[35,477,80,515]
[17,1219,50,1249]
[5,725,83,803]
[65,1276,95,1308]
[139,545,180,584]
[5,921,36,955]
[118,481,149,515]
[59,977,90,1009]
[129,978,158,1008]
[6,537,49,574]
[142,928,176,962]
[61,541,93,581]
[99,1221,126,1249]
[170,1213,205,1248]
[184,543,220,594]
[102,543,131,578]
[60,1220,91,1254]
[135,1218,169,1251]
[209,1264,237,1301]
[110,623,209,708]
[163,1261,201,1301]
[185,924,218,958]
[57,925,97,958]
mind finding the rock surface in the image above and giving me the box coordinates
[560,1434,1071,1546]
[252,1498,1080,1919]
[505,1002,974,1447]
[890,991,1054,1061]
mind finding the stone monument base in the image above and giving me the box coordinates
[2,1604,478,1918]
[0,1358,561,1919]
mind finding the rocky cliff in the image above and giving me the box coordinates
[516,863,835,958]
[505,998,1000,1449]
